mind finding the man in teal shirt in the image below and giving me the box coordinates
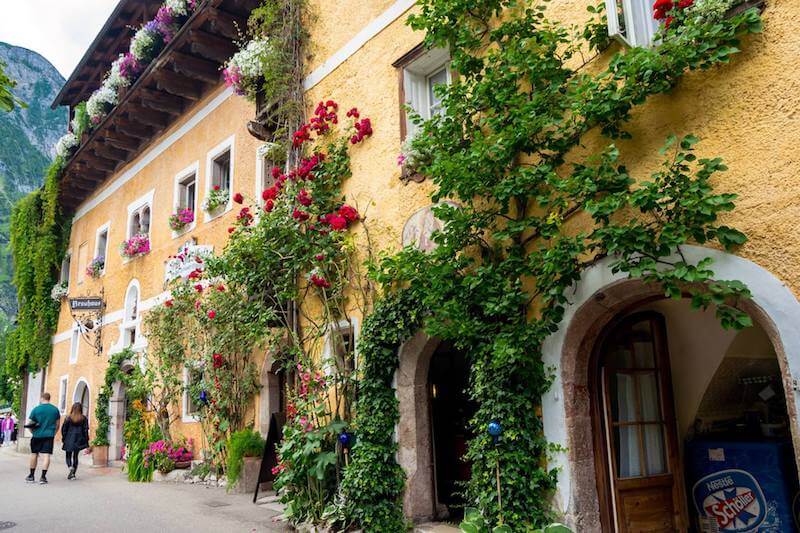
[26,392,61,484]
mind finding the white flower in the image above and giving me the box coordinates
[688,0,735,23]
[87,86,118,121]
[104,56,132,92]
[226,37,272,80]
[165,0,194,17]
[55,132,79,159]
[50,282,69,301]
[130,26,160,62]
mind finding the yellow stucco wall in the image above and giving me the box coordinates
[45,0,800,459]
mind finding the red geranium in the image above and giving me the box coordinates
[233,192,244,204]
[165,299,174,308]
[310,273,331,288]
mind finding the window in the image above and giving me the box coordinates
[58,375,69,413]
[396,46,451,139]
[183,365,204,421]
[126,190,155,240]
[129,204,151,237]
[73,380,90,421]
[212,150,231,192]
[204,136,235,220]
[122,283,140,349]
[70,328,80,364]
[255,145,277,203]
[325,320,358,375]
[60,252,72,287]
[605,0,659,47]
[179,173,197,211]
[77,242,88,285]
[94,223,109,275]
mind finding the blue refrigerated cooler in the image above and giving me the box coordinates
[686,439,799,532]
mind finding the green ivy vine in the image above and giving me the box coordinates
[92,348,145,447]
[344,1,763,530]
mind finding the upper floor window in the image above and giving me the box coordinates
[129,204,151,238]
[605,0,659,47]
[256,144,278,203]
[324,319,358,375]
[58,375,69,413]
[69,329,80,365]
[93,223,109,276]
[183,365,204,422]
[173,163,199,235]
[179,174,197,211]
[204,136,235,220]
[77,242,89,285]
[396,46,451,139]
[60,251,72,288]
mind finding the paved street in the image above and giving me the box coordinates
[0,446,288,532]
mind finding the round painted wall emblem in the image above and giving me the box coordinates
[693,469,767,532]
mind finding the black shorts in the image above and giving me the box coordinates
[30,437,54,454]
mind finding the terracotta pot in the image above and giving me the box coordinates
[174,460,191,469]
[229,456,264,494]
[91,445,109,467]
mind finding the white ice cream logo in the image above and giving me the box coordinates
[694,470,767,533]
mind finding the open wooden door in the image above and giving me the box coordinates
[593,312,687,532]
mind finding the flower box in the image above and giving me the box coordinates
[50,282,69,301]
[202,186,229,214]
[169,208,195,232]
[86,256,105,278]
[120,234,150,259]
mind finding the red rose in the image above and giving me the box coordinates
[297,189,312,207]
[677,0,692,8]
[327,214,348,231]
[213,185,221,191]
[233,192,244,204]
[188,269,202,280]
[227,227,235,234]
[212,353,224,369]
[165,299,174,308]
[338,204,359,222]
[310,273,331,288]
[271,167,283,179]
[262,186,278,201]
[346,107,360,118]
[315,254,324,261]
[216,285,225,292]
[665,15,674,27]
[653,0,672,9]
[264,199,274,212]
[293,208,309,221]
[194,283,204,293]
[207,310,216,319]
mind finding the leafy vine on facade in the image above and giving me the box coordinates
[341,1,764,530]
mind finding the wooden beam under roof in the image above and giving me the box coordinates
[207,7,247,40]
[154,69,204,100]
[167,51,221,84]
[189,29,237,63]
[124,104,170,129]
[113,117,153,139]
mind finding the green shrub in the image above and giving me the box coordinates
[226,428,265,486]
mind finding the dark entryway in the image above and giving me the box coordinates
[428,342,475,518]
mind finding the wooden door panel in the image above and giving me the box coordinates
[618,485,676,532]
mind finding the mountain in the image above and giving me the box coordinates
[0,43,67,317]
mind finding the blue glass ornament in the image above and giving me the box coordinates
[199,390,208,404]
[488,421,502,437]
[338,431,354,449]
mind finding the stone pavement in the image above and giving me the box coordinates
[0,446,289,532]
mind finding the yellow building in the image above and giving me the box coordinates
[20,0,800,529]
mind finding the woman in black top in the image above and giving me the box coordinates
[61,403,90,480]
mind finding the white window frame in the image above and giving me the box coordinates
[124,190,155,263]
[182,365,203,423]
[204,135,235,222]
[172,161,200,238]
[58,375,69,414]
[60,250,72,289]
[94,222,110,277]
[402,47,451,139]
[323,318,359,376]
[69,327,80,365]
[121,280,142,351]
[255,143,279,206]
[605,0,660,48]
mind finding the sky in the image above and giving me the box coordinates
[0,0,119,78]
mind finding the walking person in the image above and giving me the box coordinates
[2,413,14,446]
[61,402,90,480]
[25,392,61,484]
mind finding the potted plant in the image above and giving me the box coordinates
[202,185,229,214]
[169,208,194,232]
[120,233,150,259]
[398,136,433,183]
[226,428,265,493]
[90,436,110,468]
[86,256,105,278]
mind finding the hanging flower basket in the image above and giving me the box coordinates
[120,234,150,259]
[50,282,69,301]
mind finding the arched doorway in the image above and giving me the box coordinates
[396,332,474,523]
[73,379,90,421]
[542,246,800,531]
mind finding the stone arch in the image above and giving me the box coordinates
[108,359,136,462]
[258,349,284,436]
[540,245,800,529]
[72,378,90,421]
[396,330,441,523]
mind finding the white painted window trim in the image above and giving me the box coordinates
[123,189,155,264]
[203,135,236,223]
[182,365,202,423]
[255,143,279,206]
[60,249,73,290]
[605,0,660,48]
[72,377,91,421]
[172,161,200,239]
[323,318,360,375]
[94,221,110,277]
[58,375,69,414]
[402,48,451,139]
[69,326,80,365]
[114,279,146,354]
